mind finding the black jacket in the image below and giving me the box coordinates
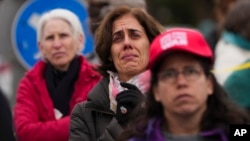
[69,77,123,141]
[0,89,16,141]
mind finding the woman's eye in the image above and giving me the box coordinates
[45,35,54,41]
[130,31,141,39]
[184,67,200,76]
[162,71,176,78]
[113,36,122,42]
[189,68,198,73]
[60,33,68,38]
[132,33,140,38]
[187,69,195,74]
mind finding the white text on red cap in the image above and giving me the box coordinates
[160,32,188,50]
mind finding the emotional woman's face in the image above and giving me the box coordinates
[110,14,150,82]
[38,18,83,71]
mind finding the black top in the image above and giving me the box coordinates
[45,57,80,116]
[0,89,16,141]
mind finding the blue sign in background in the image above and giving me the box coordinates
[12,0,94,69]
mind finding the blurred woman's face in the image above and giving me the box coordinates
[110,14,150,82]
[38,18,83,71]
[153,52,213,119]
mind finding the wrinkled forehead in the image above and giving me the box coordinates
[112,16,143,32]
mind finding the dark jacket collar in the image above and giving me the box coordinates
[85,77,114,114]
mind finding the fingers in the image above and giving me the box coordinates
[120,82,140,91]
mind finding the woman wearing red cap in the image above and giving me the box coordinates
[118,27,250,141]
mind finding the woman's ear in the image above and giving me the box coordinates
[79,34,84,45]
[38,42,42,50]
[77,34,84,52]
[38,42,44,55]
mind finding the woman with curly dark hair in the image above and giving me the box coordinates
[69,6,164,141]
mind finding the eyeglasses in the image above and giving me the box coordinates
[158,66,203,84]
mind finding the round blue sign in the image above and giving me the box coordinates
[12,0,94,69]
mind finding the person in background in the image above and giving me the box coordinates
[0,54,13,103]
[86,0,147,64]
[214,0,250,113]
[0,88,16,141]
[205,0,237,53]
[118,27,250,141]
[214,0,250,85]
[69,6,164,141]
[14,8,101,141]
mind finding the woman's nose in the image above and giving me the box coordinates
[175,72,188,84]
[52,37,62,48]
[123,35,132,49]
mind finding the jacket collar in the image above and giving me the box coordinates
[85,77,114,115]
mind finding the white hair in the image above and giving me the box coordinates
[37,8,85,53]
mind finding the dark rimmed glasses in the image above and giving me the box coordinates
[158,66,203,84]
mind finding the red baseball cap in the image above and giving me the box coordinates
[148,27,213,70]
